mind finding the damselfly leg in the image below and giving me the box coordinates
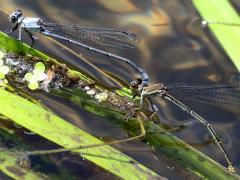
[8,10,149,89]
[131,81,240,173]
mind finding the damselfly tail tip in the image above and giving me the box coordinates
[227,165,236,174]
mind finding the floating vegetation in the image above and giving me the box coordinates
[0,51,9,88]
[1,52,137,117]
[0,62,9,79]
[95,91,108,102]
[24,62,46,90]
[3,52,83,91]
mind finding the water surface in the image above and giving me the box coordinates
[0,0,239,179]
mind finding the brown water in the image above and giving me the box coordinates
[0,0,240,179]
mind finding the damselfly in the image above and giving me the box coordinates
[21,80,240,173]
[130,79,240,173]
[8,10,149,89]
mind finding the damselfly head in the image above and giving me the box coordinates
[9,10,22,24]
[130,77,142,89]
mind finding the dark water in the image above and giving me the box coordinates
[0,0,240,179]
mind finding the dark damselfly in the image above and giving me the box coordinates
[8,10,149,89]
[130,80,240,173]
[21,81,240,173]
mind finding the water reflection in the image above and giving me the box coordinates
[0,0,240,178]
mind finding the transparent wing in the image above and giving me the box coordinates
[41,21,140,49]
[166,84,240,105]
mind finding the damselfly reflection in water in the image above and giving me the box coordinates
[8,10,240,173]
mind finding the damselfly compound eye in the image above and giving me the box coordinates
[130,81,138,89]
[9,10,22,23]
[9,16,17,24]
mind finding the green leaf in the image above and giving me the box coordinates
[0,147,48,179]
[0,88,160,180]
[33,62,45,74]
[0,66,9,75]
[28,81,39,90]
[24,72,34,82]
[0,73,5,79]
[193,0,240,71]
[116,87,134,98]
[56,88,240,180]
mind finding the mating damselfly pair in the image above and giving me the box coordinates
[7,10,240,173]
